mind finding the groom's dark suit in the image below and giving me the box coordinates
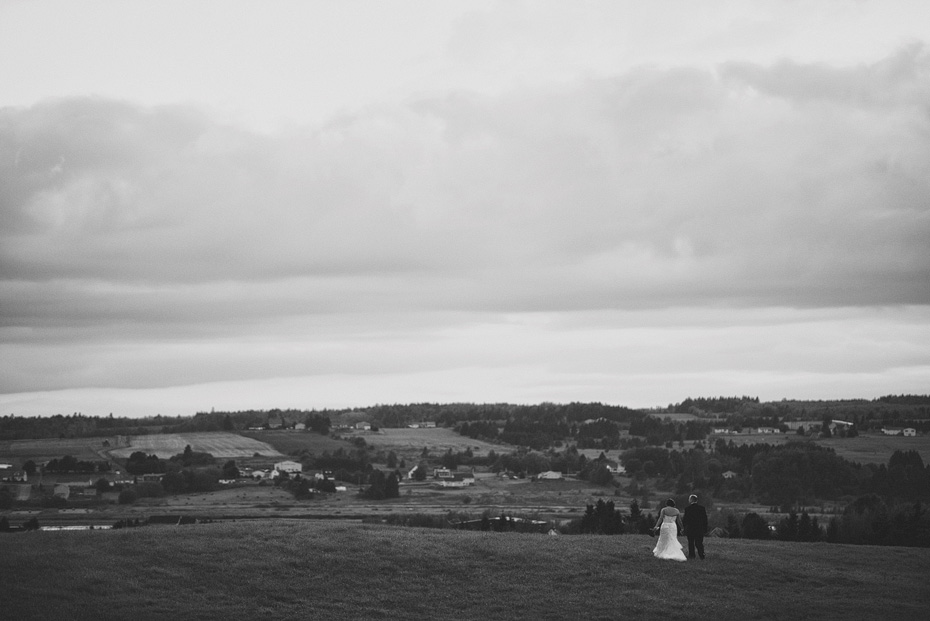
[682,501,708,559]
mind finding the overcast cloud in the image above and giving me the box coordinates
[1,1,929,415]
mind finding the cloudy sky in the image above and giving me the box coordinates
[1,1,929,417]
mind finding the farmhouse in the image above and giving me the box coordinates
[433,468,454,479]
[3,470,28,482]
[605,461,625,475]
[783,420,820,431]
[436,472,475,488]
[274,460,303,474]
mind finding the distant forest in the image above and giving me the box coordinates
[2,396,929,441]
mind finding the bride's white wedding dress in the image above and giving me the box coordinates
[653,516,687,561]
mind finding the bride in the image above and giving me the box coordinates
[653,498,688,561]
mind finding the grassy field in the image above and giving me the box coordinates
[345,427,509,460]
[107,432,285,460]
[239,429,352,457]
[711,432,930,465]
[1,521,928,620]
[816,433,930,465]
[0,437,117,463]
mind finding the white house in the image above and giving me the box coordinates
[274,460,303,474]
[433,468,454,479]
[355,422,372,431]
[904,428,917,437]
[722,470,739,479]
[882,428,903,436]
[605,461,625,475]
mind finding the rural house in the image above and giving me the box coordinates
[274,460,303,474]
[433,468,454,479]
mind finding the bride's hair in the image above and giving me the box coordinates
[666,498,676,507]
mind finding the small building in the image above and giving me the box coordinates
[294,423,306,431]
[275,460,303,474]
[433,468,454,479]
[53,484,71,499]
[722,470,739,479]
[904,428,917,437]
[605,461,625,475]
[537,471,564,480]
[882,428,903,436]
[355,422,372,431]
[756,427,780,434]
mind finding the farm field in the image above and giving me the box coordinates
[2,520,929,620]
[0,436,117,463]
[108,432,284,460]
[710,432,930,465]
[239,429,351,457]
[342,427,510,461]
[816,433,930,465]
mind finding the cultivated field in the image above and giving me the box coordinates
[108,432,284,460]
[2,521,928,620]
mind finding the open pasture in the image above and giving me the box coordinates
[0,436,116,463]
[816,433,930,465]
[711,432,930,465]
[2,520,928,620]
[108,432,284,460]
[348,427,508,458]
[239,429,350,457]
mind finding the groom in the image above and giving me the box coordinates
[682,494,708,560]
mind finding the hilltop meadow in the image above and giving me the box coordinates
[2,520,929,621]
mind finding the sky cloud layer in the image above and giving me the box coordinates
[1,1,929,414]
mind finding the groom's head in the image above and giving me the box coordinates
[689,494,698,504]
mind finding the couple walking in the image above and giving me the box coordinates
[652,495,708,562]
